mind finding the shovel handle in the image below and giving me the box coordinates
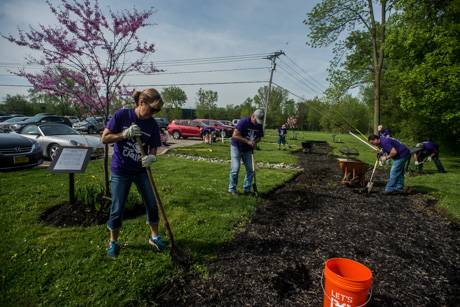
[135,136,175,245]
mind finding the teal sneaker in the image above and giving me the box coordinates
[148,235,168,251]
[107,240,120,258]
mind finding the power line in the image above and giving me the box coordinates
[128,66,269,76]
[278,58,325,94]
[284,55,328,90]
[0,52,272,68]
[0,67,270,78]
[272,81,306,100]
[0,80,268,88]
[277,65,319,95]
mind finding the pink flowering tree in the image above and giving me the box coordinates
[286,115,298,139]
[3,0,158,197]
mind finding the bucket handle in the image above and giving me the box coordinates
[321,270,373,307]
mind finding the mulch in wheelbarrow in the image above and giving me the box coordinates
[153,144,460,306]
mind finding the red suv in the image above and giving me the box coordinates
[194,119,234,137]
[167,120,208,139]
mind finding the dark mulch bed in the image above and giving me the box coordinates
[154,144,460,306]
[40,201,146,227]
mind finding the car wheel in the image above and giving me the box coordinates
[172,131,181,139]
[48,143,61,161]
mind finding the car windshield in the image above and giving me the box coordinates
[40,124,79,136]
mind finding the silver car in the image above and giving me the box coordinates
[19,123,104,160]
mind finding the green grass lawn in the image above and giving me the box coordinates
[0,156,296,306]
[1,130,458,306]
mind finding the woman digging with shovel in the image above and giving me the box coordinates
[101,88,166,258]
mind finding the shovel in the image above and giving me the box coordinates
[366,159,379,193]
[135,136,191,267]
[251,151,258,196]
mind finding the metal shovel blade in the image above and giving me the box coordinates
[366,181,374,193]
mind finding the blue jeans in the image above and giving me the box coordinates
[386,156,409,192]
[107,172,159,231]
[228,145,253,193]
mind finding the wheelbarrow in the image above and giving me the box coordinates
[337,158,368,186]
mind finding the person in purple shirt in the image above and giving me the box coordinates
[414,141,446,173]
[278,124,288,150]
[368,134,411,194]
[377,124,391,137]
[228,109,265,195]
[101,88,167,258]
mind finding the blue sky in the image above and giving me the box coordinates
[0,0,332,107]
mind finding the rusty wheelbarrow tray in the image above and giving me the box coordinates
[337,158,369,186]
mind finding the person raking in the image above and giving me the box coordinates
[101,88,167,258]
[368,134,411,194]
[414,140,446,173]
[228,109,264,196]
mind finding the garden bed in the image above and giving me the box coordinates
[154,144,460,306]
[40,201,146,227]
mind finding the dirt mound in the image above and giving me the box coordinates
[40,201,146,227]
[153,146,460,306]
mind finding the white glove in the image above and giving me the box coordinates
[415,161,420,166]
[427,156,432,162]
[141,154,157,167]
[122,124,141,139]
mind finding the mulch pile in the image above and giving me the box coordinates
[154,143,460,306]
[40,201,146,227]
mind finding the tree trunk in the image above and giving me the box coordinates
[373,70,381,134]
[103,92,110,198]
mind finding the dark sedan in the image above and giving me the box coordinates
[0,133,43,171]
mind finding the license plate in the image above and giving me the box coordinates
[14,156,29,164]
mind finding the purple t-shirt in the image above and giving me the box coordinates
[380,136,410,160]
[422,141,439,154]
[379,128,391,137]
[231,117,264,152]
[107,108,161,175]
[278,127,287,136]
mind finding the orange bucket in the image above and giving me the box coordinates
[322,258,373,307]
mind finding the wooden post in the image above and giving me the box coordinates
[69,173,75,204]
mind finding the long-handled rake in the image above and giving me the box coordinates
[135,136,191,267]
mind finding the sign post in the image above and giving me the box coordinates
[48,147,92,204]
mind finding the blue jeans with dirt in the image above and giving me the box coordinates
[228,145,253,193]
[386,156,410,192]
[107,172,159,231]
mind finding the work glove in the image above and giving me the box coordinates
[122,124,141,139]
[141,154,157,167]
[415,161,420,166]
[427,156,432,162]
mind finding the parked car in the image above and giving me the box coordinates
[72,117,104,134]
[219,120,233,126]
[155,117,169,129]
[232,119,240,126]
[0,114,25,123]
[19,123,104,160]
[12,114,72,131]
[65,116,80,125]
[194,119,234,137]
[0,132,43,171]
[0,116,30,133]
[167,120,209,139]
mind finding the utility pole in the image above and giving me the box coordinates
[263,50,285,129]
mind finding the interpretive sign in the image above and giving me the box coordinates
[48,147,92,173]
